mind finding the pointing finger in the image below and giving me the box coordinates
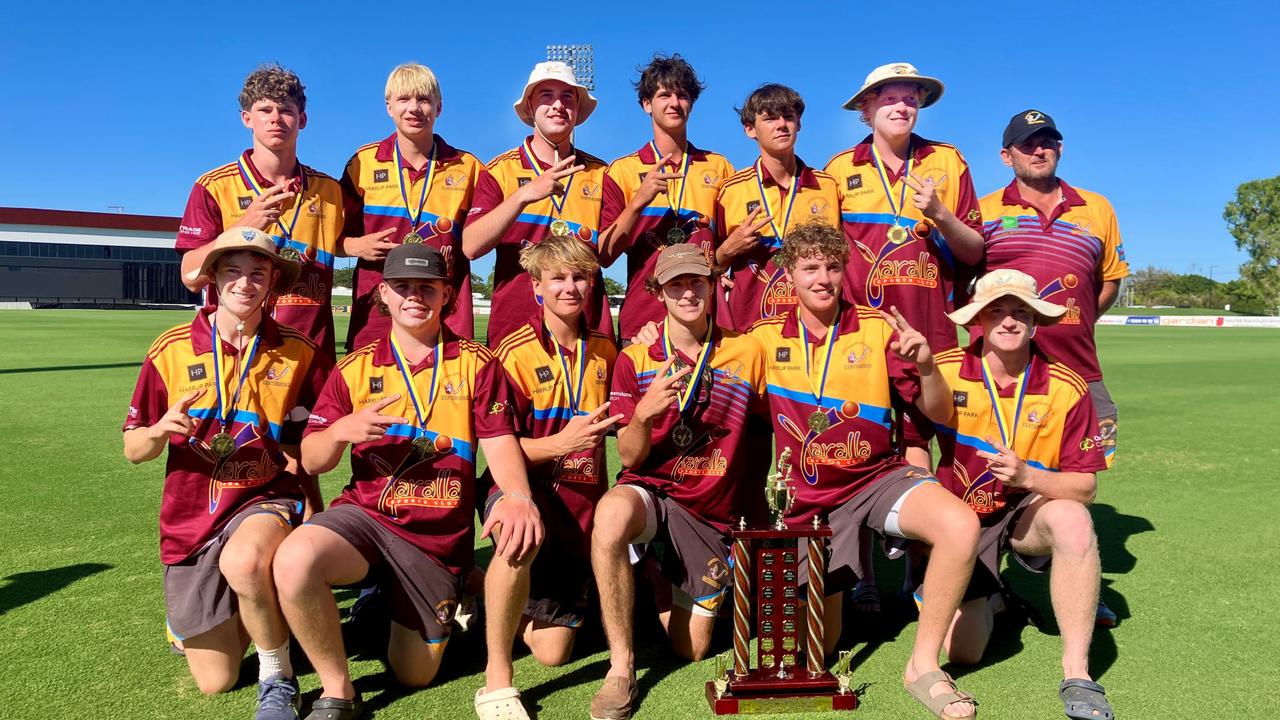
[369,393,403,412]
[176,388,207,411]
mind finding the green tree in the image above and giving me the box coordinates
[603,277,625,297]
[471,273,491,300]
[333,266,354,289]
[1224,175,1280,313]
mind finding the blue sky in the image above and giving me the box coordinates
[2,1,1275,284]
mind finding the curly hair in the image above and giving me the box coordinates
[239,64,306,113]
[634,54,705,106]
[774,222,849,271]
[736,83,804,126]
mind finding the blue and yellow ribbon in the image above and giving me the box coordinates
[393,140,438,235]
[210,319,261,431]
[389,330,444,431]
[648,141,691,219]
[797,315,840,408]
[549,327,588,416]
[870,141,913,232]
[237,155,304,247]
[981,355,1031,449]
[754,159,800,244]
[661,318,714,414]
[521,138,573,217]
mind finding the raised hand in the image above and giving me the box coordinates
[633,356,693,424]
[977,437,1028,487]
[629,320,661,348]
[240,182,297,231]
[556,402,625,456]
[881,305,935,369]
[514,155,586,205]
[632,153,686,209]
[904,172,947,222]
[717,206,773,265]
[149,388,206,441]
[330,394,405,445]
[342,227,398,263]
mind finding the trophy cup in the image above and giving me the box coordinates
[706,449,859,713]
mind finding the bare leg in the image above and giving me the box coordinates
[521,617,579,667]
[182,615,251,694]
[590,487,649,680]
[219,513,293,657]
[484,539,538,691]
[658,604,716,661]
[1009,498,1099,681]
[896,482,980,718]
[387,621,447,687]
[943,598,994,665]
[273,524,369,700]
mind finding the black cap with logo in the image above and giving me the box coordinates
[1002,109,1064,148]
[382,243,449,281]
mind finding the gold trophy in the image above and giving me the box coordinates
[765,448,795,530]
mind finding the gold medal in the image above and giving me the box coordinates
[278,246,304,263]
[403,232,424,245]
[209,432,236,459]
[666,227,687,245]
[807,411,831,433]
[671,422,694,449]
[550,219,571,237]
[887,225,909,245]
[411,435,435,459]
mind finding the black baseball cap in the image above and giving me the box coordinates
[382,243,449,281]
[1002,109,1063,148]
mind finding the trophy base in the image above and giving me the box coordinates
[705,672,858,714]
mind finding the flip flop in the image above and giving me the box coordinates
[903,670,977,720]
[1060,678,1113,720]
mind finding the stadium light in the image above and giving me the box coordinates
[546,44,594,90]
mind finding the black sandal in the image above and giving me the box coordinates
[306,695,364,720]
[1060,678,1113,720]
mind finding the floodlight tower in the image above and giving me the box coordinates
[546,44,595,90]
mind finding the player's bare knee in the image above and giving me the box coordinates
[946,638,987,666]
[528,637,574,667]
[218,544,273,593]
[191,665,238,695]
[271,539,317,598]
[592,494,639,547]
[1044,500,1096,557]
[390,656,440,688]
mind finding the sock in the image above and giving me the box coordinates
[257,641,293,682]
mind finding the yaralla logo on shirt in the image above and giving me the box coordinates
[803,431,872,470]
[555,456,597,484]
[872,251,939,289]
[673,448,728,478]
[1061,297,1082,325]
[378,469,463,516]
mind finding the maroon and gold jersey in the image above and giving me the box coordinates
[123,309,331,564]
[468,138,614,347]
[979,180,1129,381]
[177,150,345,358]
[339,134,484,348]
[748,302,921,520]
[714,159,842,331]
[931,341,1107,521]
[305,331,517,574]
[485,315,617,554]
[825,135,982,352]
[609,327,767,532]
[601,142,733,340]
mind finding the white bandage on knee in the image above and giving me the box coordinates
[672,585,717,618]
[623,485,659,565]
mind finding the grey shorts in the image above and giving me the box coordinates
[484,490,591,629]
[622,484,733,615]
[163,498,301,641]
[1088,380,1118,465]
[811,465,939,594]
[308,504,461,644]
[965,493,1050,602]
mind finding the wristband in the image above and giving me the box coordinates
[502,491,535,506]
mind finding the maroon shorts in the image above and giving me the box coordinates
[965,493,1050,601]
[308,504,461,643]
[163,498,301,640]
[626,484,733,614]
[807,465,938,594]
[484,488,592,628]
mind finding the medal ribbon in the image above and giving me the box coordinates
[648,141,691,219]
[393,140,438,234]
[870,141,913,230]
[797,315,840,407]
[549,327,588,416]
[661,318,714,414]
[238,155,304,246]
[521,138,573,217]
[210,319,262,431]
[389,330,444,432]
[980,355,1031,449]
[754,159,800,244]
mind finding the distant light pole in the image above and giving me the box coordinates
[545,44,595,90]
[1209,264,1218,308]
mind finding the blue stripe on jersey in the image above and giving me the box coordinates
[932,424,1051,471]
[764,384,892,428]
[384,424,475,464]
[515,213,599,247]
[189,408,284,440]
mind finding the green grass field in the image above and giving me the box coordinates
[1,310,1277,719]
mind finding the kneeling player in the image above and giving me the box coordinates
[274,245,543,720]
[590,244,767,720]
[931,269,1114,720]
[749,223,979,720]
[123,228,331,719]
[486,235,622,665]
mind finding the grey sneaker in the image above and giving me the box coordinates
[256,673,300,720]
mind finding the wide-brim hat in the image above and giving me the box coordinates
[513,61,597,127]
[842,62,944,111]
[947,269,1066,326]
[186,227,299,291]
[654,243,712,285]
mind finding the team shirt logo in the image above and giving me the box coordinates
[238,196,252,210]
[953,391,969,407]
[187,364,207,381]
[369,377,383,394]
[847,174,863,190]
[775,347,791,362]
[373,169,389,183]
[535,366,554,383]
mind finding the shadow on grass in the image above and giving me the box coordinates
[0,361,140,374]
[0,562,112,614]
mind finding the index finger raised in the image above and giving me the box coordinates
[368,393,403,412]
[175,387,207,411]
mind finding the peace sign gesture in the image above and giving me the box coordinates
[556,402,626,455]
[515,155,586,205]
[717,206,773,266]
[904,172,947,221]
[331,394,405,445]
[634,356,694,424]
[632,152,686,209]
[976,437,1029,487]
[149,388,207,441]
[881,305,935,369]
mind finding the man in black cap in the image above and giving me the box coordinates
[977,110,1130,628]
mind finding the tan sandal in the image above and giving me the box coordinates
[903,670,977,720]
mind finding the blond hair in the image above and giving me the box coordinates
[385,63,442,103]
[519,235,599,278]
